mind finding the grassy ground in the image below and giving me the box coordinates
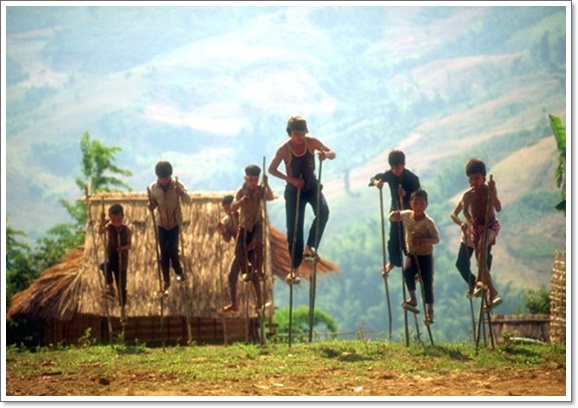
[4,337,567,400]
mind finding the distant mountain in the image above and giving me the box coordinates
[5,5,567,288]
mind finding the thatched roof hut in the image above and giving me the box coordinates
[7,192,338,346]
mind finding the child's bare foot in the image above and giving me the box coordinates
[425,306,434,325]
[303,246,315,257]
[285,273,301,285]
[382,262,394,276]
[222,303,238,313]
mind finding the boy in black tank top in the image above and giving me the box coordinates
[268,115,336,284]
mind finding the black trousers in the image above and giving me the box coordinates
[284,185,329,269]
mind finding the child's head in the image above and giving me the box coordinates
[221,194,234,215]
[388,150,405,177]
[465,158,486,188]
[286,114,309,136]
[108,203,124,226]
[244,164,261,189]
[409,188,428,215]
[155,160,173,185]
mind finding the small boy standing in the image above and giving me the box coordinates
[370,149,421,275]
[460,158,502,307]
[148,160,191,295]
[217,194,254,313]
[227,165,274,310]
[98,203,132,322]
[389,189,439,324]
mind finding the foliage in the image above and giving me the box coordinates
[523,287,551,314]
[6,225,36,305]
[77,131,133,195]
[273,305,338,342]
[548,114,566,214]
[45,131,134,258]
[6,133,134,347]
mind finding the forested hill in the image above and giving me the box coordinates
[5,5,567,339]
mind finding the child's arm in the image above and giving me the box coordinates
[388,210,401,222]
[98,211,107,235]
[309,137,336,161]
[119,227,132,252]
[261,174,275,201]
[427,221,441,245]
[368,172,386,188]
[268,144,304,190]
[449,201,463,225]
[412,220,440,247]
[147,186,158,211]
[175,179,192,204]
[230,189,245,213]
[461,190,475,225]
[450,200,470,233]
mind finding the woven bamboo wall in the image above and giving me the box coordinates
[549,250,566,344]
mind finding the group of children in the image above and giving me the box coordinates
[370,151,503,325]
[97,114,502,327]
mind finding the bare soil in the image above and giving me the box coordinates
[6,361,567,398]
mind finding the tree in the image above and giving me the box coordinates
[523,287,550,314]
[273,306,338,342]
[548,114,566,214]
[8,132,133,289]
[7,133,133,348]
[55,131,134,250]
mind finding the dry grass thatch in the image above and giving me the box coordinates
[7,192,339,322]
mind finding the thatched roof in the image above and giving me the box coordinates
[7,192,338,322]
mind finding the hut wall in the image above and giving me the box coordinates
[491,314,550,342]
[41,314,270,347]
[549,250,566,344]
[79,192,275,344]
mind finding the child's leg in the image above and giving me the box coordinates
[235,229,250,276]
[252,277,263,309]
[157,227,171,285]
[305,191,329,253]
[118,268,128,307]
[476,229,497,284]
[100,260,114,286]
[167,226,184,277]
[387,221,403,269]
[403,257,417,304]
[229,258,240,302]
[420,255,434,305]
[249,225,263,275]
[222,258,240,312]
[420,255,434,322]
[455,242,476,291]
[285,187,306,270]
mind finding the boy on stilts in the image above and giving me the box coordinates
[370,150,421,275]
[227,165,274,312]
[98,203,132,323]
[389,189,439,325]
[147,160,191,296]
[460,158,502,308]
[268,114,336,284]
[218,194,256,312]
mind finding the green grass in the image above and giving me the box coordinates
[7,338,565,380]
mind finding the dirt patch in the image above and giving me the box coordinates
[6,361,566,398]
